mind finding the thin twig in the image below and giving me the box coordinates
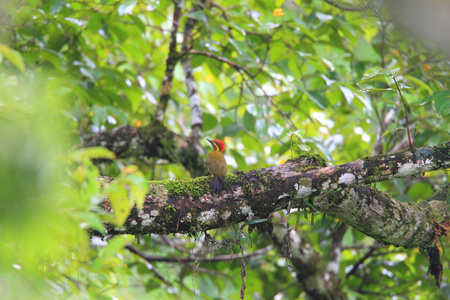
[322,0,366,12]
[346,246,378,278]
[393,76,414,149]
[125,244,274,263]
[189,49,255,78]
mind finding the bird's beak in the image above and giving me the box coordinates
[206,138,213,144]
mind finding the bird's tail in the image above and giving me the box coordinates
[210,176,225,193]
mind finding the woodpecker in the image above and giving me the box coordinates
[206,138,227,193]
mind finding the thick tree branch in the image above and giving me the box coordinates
[101,142,450,251]
[82,122,208,177]
[271,224,344,300]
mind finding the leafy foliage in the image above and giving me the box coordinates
[0,0,449,299]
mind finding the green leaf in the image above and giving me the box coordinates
[72,211,105,234]
[119,172,147,210]
[25,0,40,6]
[354,38,381,63]
[299,25,318,42]
[106,106,128,125]
[359,86,396,93]
[246,103,258,116]
[223,123,241,136]
[358,67,385,85]
[384,67,400,79]
[247,218,268,225]
[419,95,433,106]
[288,58,302,78]
[404,75,433,94]
[203,112,218,131]
[255,118,268,136]
[305,91,328,109]
[397,83,413,90]
[0,44,26,72]
[118,0,137,16]
[91,105,108,126]
[228,37,246,55]
[433,90,450,116]
[408,182,433,201]
[319,219,340,241]
[41,49,65,70]
[107,184,131,226]
[269,42,287,63]
[72,147,116,161]
[185,10,206,22]
[230,149,246,170]
[93,235,133,269]
[243,110,256,131]
[297,144,310,152]
[287,128,305,139]
[339,86,354,104]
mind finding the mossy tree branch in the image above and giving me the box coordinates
[101,142,450,246]
[82,122,208,177]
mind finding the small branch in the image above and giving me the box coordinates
[189,49,255,78]
[346,245,378,278]
[188,50,283,129]
[188,48,295,133]
[125,244,273,263]
[322,0,366,12]
[393,76,414,148]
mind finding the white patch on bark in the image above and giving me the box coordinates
[139,212,154,226]
[222,210,232,220]
[241,205,252,214]
[338,173,356,185]
[142,218,153,227]
[199,209,218,224]
[294,183,312,197]
[398,162,418,176]
[91,236,108,247]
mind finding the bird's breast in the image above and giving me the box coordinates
[206,152,227,177]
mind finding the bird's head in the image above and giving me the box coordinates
[206,138,226,152]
